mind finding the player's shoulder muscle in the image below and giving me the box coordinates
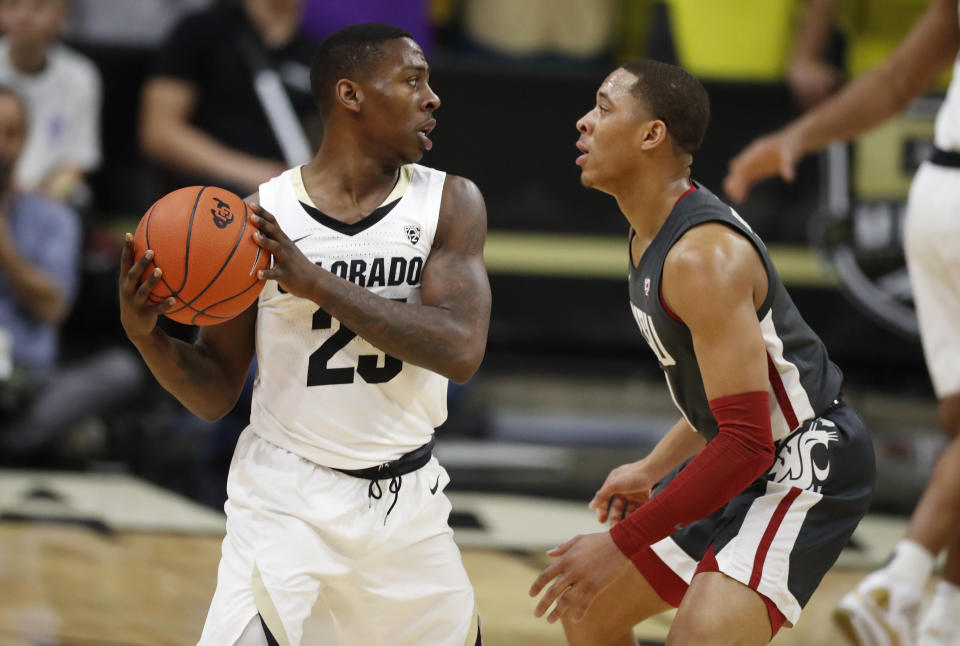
[436,174,487,253]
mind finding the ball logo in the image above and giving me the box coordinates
[403,224,421,245]
[211,197,235,229]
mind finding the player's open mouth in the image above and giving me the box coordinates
[417,120,436,150]
[576,141,589,166]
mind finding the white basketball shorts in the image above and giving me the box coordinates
[197,427,480,646]
[905,161,960,398]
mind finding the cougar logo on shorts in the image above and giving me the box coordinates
[404,224,421,245]
[769,419,840,492]
[211,197,234,229]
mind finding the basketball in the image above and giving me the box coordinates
[132,186,270,326]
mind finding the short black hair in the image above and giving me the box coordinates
[310,23,415,117]
[619,60,710,154]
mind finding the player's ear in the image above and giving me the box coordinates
[640,119,668,151]
[335,79,363,114]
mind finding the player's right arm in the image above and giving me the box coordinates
[724,0,960,202]
[589,418,706,524]
[118,234,256,421]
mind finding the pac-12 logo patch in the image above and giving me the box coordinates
[403,224,421,245]
[644,278,651,298]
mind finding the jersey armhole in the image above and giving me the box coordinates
[660,218,775,323]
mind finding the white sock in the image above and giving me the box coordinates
[881,539,935,595]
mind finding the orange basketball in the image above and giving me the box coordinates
[133,186,270,326]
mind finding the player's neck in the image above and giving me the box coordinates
[302,146,400,216]
[617,171,691,242]
[8,44,48,75]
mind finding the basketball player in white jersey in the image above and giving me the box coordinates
[118,23,490,646]
[725,1,960,644]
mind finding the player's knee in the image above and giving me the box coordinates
[666,620,719,646]
[667,610,743,646]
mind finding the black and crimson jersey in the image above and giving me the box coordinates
[628,182,843,442]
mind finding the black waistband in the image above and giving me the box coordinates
[931,147,960,168]
[334,438,435,480]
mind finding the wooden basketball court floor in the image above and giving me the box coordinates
[0,469,929,646]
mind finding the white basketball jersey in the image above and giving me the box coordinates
[250,164,448,470]
[934,3,960,151]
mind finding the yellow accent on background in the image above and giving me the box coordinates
[483,231,837,288]
[667,0,797,81]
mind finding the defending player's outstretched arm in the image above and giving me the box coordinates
[531,224,779,625]
[249,174,491,384]
[609,223,775,551]
[588,418,706,525]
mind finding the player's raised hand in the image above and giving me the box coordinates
[529,532,629,624]
[723,128,805,204]
[588,461,655,525]
[118,233,175,341]
[247,202,316,300]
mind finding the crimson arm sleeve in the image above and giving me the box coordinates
[609,391,776,560]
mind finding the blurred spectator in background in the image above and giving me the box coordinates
[787,0,844,108]
[0,86,142,462]
[0,0,100,206]
[139,0,317,198]
[63,0,211,48]
[301,0,433,51]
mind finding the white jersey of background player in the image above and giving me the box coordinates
[725,1,960,643]
[119,24,490,646]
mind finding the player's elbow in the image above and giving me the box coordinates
[191,398,236,423]
[445,338,485,385]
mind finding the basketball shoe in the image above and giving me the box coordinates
[833,571,922,646]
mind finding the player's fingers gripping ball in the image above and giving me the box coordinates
[133,186,271,326]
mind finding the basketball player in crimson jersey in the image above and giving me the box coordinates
[726,1,960,643]
[119,24,490,646]
[529,60,875,645]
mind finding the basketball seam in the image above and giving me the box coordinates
[190,276,264,325]
[181,194,249,309]
[142,199,161,296]
[148,186,206,302]
[168,275,261,320]
[180,186,205,293]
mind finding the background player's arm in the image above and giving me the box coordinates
[140,78,285,195]
[725,0,960,200]
[251,174,491,384]
[118,234,257,421]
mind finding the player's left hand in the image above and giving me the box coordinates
[247,202,318,299]
[529,531,630,624]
